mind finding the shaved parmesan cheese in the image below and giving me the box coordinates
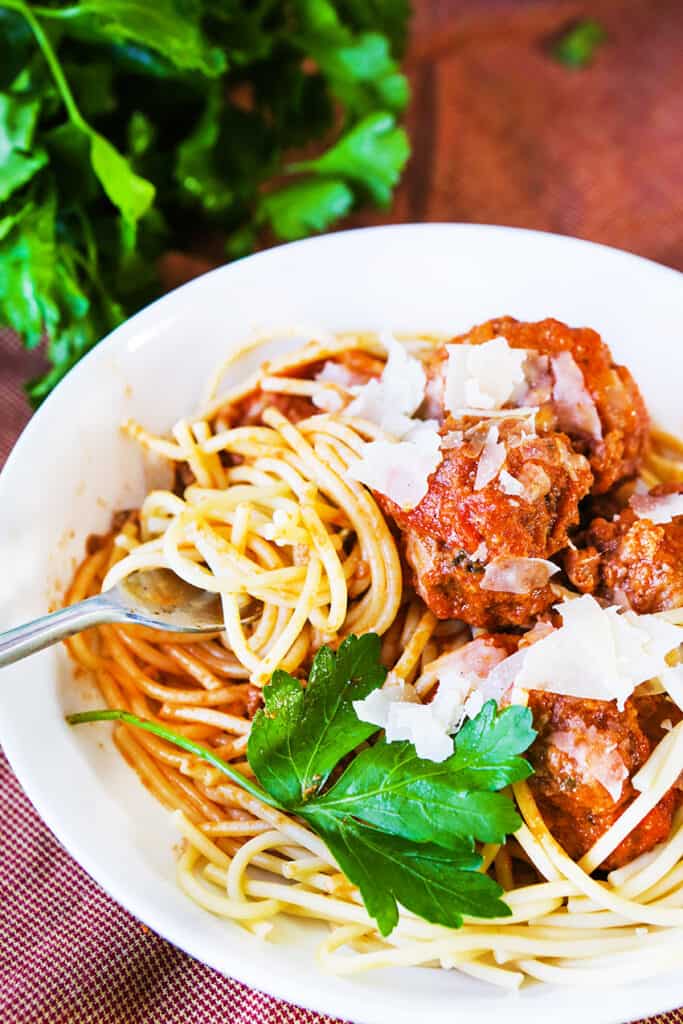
[474,425,506,490]
[551,351,602,440]
[352,680,419,729]
[522,620,555,645]
[315,361,357,389]
[514,352,554,407]
[462,422,491,458]
[384,703,456,762]
[514,594,682,708]
[480,556,559,594]
[550,728,628,803]
[353,679,456,762]
[312,388,345,412]
[470,541,488,562]
[345,335,443,509]
[463,690,485,719]
[499,470,525,496]
[346,333,425,438]
[353,637,510,762]
[482,648,528,703]
[441,430,464,449]
[445,338,527,413]
[422,637,510,694]
[447,406,539,421]
[348,420,441,509]
[630,492,683,524]
[659,665,683,713]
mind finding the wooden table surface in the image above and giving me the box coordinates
[370,0,683,267]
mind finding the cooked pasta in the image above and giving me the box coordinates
[65,323,683,988]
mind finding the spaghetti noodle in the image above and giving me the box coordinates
[65,327,683,988]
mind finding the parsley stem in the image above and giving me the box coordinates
[3,0,89,133]
[23,4,90,16]
[67,709,284,810]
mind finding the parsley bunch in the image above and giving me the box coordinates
[70,634,536,935]
[0,1,411,403]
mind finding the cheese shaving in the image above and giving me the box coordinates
[345,333,425,438]
[551,351,603,441]
[550,728,628,803]
[353,638,509,762]
[474,425,506,490]
[630,492,683,525]
[315,361,357,389]
[348,419,442,509]
[499,470,525,496]
[480,556,559,594]
[441,430,464,450]
[444,337,527,413]
[343,334,444,509]
[312,389,345,412]
[512,595,682,708]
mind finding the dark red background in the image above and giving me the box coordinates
[2,2,682,1021]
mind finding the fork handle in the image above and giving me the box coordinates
[0,594,115,667]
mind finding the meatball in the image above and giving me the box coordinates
[424,317,649,494]
[376,419,593,629]
[565,483,683,613]
[527,691,678,870]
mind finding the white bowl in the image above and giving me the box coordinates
[1,224,682,1024]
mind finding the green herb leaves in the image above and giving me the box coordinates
[46,0,227,77]
[251,638,535,933]
[0,90,46,201]
[306,813,499,936]
[290,111,409,206]
[257,180,353,243]
[552,19,606,68]
[247,633,386,806]
[90,132,155,224]
[0,0,411,402]
[70,634,536,937]
[313,727,530,848]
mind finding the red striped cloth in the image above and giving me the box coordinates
[0,747,343,1024]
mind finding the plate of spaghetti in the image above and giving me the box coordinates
[2,224,683,1024]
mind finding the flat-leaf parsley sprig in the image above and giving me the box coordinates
[0,0,411,402]
[69,633,536,936]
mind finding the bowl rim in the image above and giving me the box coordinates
[2,222,683,1024]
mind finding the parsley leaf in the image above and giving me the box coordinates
[294,1,408,116]
[34,0,227,78]
[446,700,537,790]
[71,634,532,937]
[247,633,386,806]
[335,0,411,57]
[306,812,500,936]
[290,111,409,205]
[90,132,156,225]
[245,638,531,933]
[552,19,606,68]
[0,195,65,346]
[314,712,533,846]
[258,179,354,242]
[0,0,411,400]
[0,90,46,201]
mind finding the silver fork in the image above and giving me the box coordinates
[0,569,231,667]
